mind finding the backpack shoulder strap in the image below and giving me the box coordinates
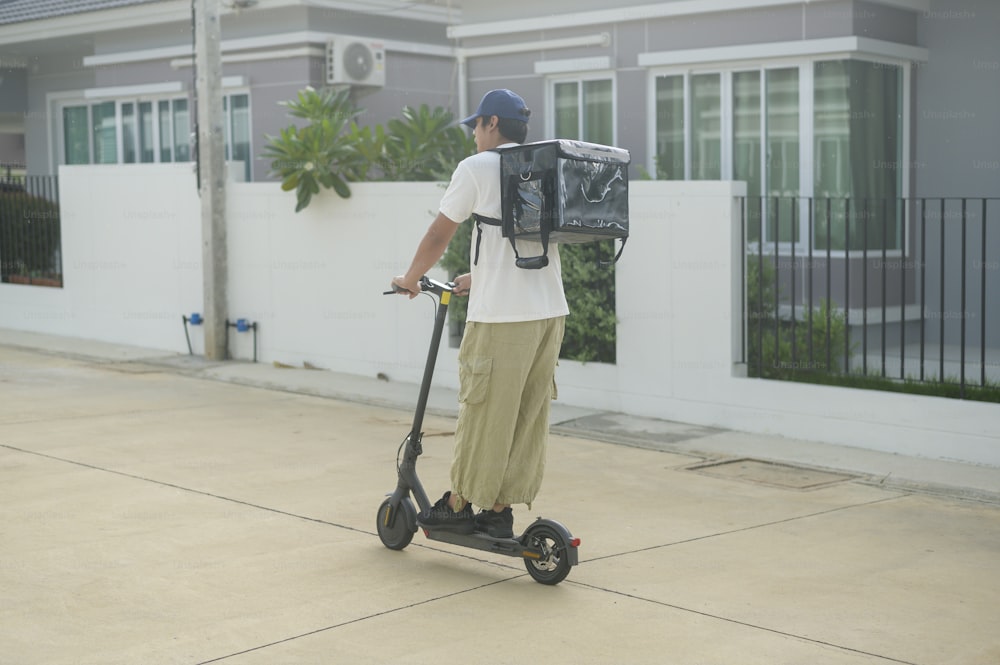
[471,214,501,266]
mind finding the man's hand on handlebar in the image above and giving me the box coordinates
[452,272,471,297]
[390,275,422,299]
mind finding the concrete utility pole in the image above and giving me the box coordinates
[194,0,228,360]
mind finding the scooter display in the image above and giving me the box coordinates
[379,276,579,585]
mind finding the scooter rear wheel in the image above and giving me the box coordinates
[376,497,416,551]
[523,523,572,585]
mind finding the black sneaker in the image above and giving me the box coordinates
[417,492,475,534]
[475,507,514,539]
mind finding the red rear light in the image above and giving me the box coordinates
[570,538,581,547]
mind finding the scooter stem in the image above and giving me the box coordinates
[398,278,453,513]
[410,283,450,440]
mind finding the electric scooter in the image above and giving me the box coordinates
[378,276,580,585]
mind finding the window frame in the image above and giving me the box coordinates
[647,54,911,256]
[54,90,253,180]
[546,71,617,146]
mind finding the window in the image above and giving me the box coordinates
[63,106,90,165]
[691,73,721,180]
[552,76,614,145]
[813,60,902,250]
[138,101,155,164]
[652,58,904,250]
[224,94,252,182]
[655,75,684,179]
[121,102,137,164]
[172,99,191,162]
[60,93,251,179]
[92,102,116,164]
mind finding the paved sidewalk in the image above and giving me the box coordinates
[2,330,999,665]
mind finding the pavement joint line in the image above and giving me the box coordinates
[581,494,907,564]
[0,441,530,576]
[0,443,372,538]
[0,430,937,665]
[7,341,999,505]
[193,576,520,664]
[0,395,300,428]
[568,580,923,665]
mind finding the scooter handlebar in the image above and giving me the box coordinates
[383,276,454,297]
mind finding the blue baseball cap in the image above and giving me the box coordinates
[460,89,530,127]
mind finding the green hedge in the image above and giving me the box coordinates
[0,186,62,286]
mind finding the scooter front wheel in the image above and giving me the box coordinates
[523,523,573,585]
[376,497,416,551]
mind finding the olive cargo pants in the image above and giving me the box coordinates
[450,316,565,510]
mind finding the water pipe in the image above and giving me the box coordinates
[181,312,203,355]
[224,318,258,362]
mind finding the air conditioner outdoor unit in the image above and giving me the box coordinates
[326,36,386,87]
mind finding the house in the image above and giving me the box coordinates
[2,0,997,363]
[5,0,996,197]
[0,0,461,181]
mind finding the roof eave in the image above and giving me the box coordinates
[0,0,193,48]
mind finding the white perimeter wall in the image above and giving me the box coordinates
[1,164,997,466]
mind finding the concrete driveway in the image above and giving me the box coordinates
[1,336,999,665]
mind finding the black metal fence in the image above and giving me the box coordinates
[0,174,62,287]
[741,196,999,399]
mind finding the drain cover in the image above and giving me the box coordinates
[690,459,854,489]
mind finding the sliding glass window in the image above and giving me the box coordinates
[655,75,684,179]
[766,68,800,243]
[63,106,91,165]
[651,59,904,251]
[690,73,721,180]
[814,60,902,250]
[60,94,244,175]
[173,99,191,162]
[91,102,117,164]
[552,77,614,144]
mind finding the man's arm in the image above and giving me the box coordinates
[392,212,461,298]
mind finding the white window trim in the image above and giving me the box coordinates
[449,1,931,39]
[535,56,611,76]
[82,31,455,69]
[84,82,185,99]
[546,72,618,146]
[639,37,928,69]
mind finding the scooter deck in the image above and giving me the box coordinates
[423,528,536,557]
[422,527,580,566]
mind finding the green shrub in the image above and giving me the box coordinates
[440,228,618,363]
[0,188,62,285]
[745,250,851,379]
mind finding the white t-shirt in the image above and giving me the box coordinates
[438,144,569,323]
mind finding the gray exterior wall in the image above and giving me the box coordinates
[913,0,1000,198]
[911,0,1000,347]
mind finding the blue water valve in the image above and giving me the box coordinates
[236,318,250,332]
[189,313,203,325]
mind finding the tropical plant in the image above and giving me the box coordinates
[261,87,362,212]
[345,104,475,182]
[384,105,475,181]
